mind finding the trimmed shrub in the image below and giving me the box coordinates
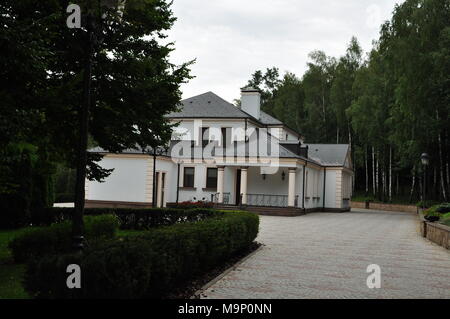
[417,200,440,209]
[435,203,450,214]
[171,201,215,209]
[24,210,259,299]
[30,207,219,229]
[24,239,155,299]
[423,203,450,217]
[9,214,119,263]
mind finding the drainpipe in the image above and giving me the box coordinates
[244,119,248,162]
[176,163,180,203]
[152,153,156,208]
[302,162,306,211]
[323,167,326,210]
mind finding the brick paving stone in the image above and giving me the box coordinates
[201,209,450,299]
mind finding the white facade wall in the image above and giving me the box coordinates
[86,156,149,203]
[268,127,299,141]
[324,170,338,208]
[178,163,219,202]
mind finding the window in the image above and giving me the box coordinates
[183,167,195,187]
[206,168,218,188]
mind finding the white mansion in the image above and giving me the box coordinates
[86,88,353,214]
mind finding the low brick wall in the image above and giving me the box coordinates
[419,213,450,250]
[351,201,418,213]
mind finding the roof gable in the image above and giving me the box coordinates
[167,92,251,119]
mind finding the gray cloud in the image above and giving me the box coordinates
[166,0,404,102]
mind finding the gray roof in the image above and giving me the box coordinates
[88,145,170,155]
[167,92,251,119]
[259,111,283,125]
[88,142,339,167]
[305,144,350,166]
[167,91,285,127]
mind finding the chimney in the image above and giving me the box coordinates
[240,87,261,120]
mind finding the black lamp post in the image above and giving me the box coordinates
[420,153,430,210]
[72,0,125,251]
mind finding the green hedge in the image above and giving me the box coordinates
[30,207,219,229]
[24,210,259,299]
[9,215,119,263]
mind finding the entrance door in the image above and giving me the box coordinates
[235,169,241,205]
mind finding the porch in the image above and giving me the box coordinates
[212,165,301,209]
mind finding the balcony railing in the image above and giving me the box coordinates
[246,194,298,208]
[211,192,231,205]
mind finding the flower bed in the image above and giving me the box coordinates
[420,203,450,250]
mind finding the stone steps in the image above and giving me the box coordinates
[215,204,306,217]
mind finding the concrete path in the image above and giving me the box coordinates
[201,209,450,299]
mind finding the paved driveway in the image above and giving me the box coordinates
[202,209,450,299]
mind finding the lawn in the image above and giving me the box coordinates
[0,228,30,299]
[0,227,146,299]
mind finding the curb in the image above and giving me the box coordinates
[191,244,264,299]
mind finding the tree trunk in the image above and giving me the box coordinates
[446,132,449,198]
[365,147,369,194]
[348,122,352,146]
[396,173,399,196]
[322,86,327,141]
[372,146,376,196]
[376,151,379,198]
[389,146,392,202]
[419,176,423,202]
[437,110,447,201]
[73,18,94,251]
[409,166,416,203]
[447,159,449,198]
[433,166,437,199]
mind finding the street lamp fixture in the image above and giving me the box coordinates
[421,153,430,166]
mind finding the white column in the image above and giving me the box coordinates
[288,168,296,207]
[217,166,225,203]
[156,172,163,207]
[240,167,248,205]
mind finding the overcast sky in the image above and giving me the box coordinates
[165,0,405,102]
